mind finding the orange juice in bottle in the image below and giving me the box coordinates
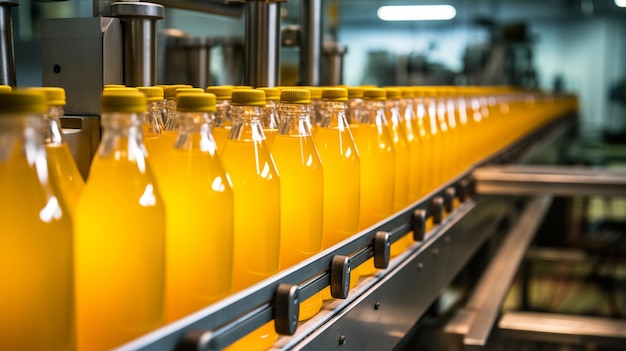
[150,86,203,176]
[383,87,411,255]
[352,88,395,276]
[413,87,432,198]
[399,87,420,203]
[159,93,234,322]
[75,91,166,350]
[221,89,280,351]
[273,88,324,320]
[315,87,361,294]
[0,90,75,351]
[206,85,234,151]
[257,87,281,147]
[29,86,84,217]
[137,86,165,153]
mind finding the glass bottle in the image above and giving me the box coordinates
[257,87,281,148]
[74,91,166,350]
[314,87,361,293]
[221,89,280,351]
[206,85,234,151]
[351,88,395,276]
[0,90,75,351]
[28,86,85,217]
[137,86,165,153]
[160,92,234,322]
[273,88,324,320]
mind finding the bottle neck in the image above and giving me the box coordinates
[320,100,349,129]
[229,105,265,141]
[98,112,147,159]
[359,99,387,126]
[347,97,363,124]
[42,105,66,146]
[278,102,311,136]
[262,99,280,129]
[163,98,179,131]
[0,114,44,162]
[215,99,232,127]
[146,101,164,135]
[385,99,402,125]
[175,111,217,154]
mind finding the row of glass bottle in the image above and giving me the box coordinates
[0,84,577,351]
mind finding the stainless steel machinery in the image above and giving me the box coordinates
[23,1,626,350]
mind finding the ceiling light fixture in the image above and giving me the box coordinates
[377,5,457,21]
[615,0,626,8]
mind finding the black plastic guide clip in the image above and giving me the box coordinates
[373,231,390,269]
[330,255,351,299]
[431,196,444,225]
[275,283,299,335]
[444,187,456,213]
[413,209,427,241]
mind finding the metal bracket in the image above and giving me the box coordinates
[431,196,444,225]
[275,284,299,336]
[413,209,427,241]
[330,255,351,299]
[444,187,456,213]
[176,329,215,351]
[373,231,391,269]
[457,179,469,203]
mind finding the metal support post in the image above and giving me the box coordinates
[112,1,164,87]
[299,0,322,86]
[0,0,17,87]
[244,0,281,88]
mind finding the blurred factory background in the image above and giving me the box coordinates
[11,0,626,141]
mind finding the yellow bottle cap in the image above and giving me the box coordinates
[175,88,204,96]
[103,87,139,94]
[363,87,386,101]
[399,87,415,98]
[206,85,234,100]
[257,87,280,101]
[104,84,125,89]
[383,87,401,100]
[234,85,253,89]
[176,93,217,113]
[28,87,66,106]
[137,86,164,102]
[347,86,364,99]
[101,91,146,113]
[0,90,47,114]
[322,87,348,101]
[231,89,265,106]
[301,86,322,100]
[163,84,193,99]
[280,88,311,104]
[0,85,12,93]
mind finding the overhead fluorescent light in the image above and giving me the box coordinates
[615,0,626,8]
[377,5,457,21]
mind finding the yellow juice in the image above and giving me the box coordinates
[160,147,234,322]
[213,125,231,151]
[0,144,74,351]
[144,134,159,153]
[272,134,324,319]
[221,138,280,351]
[263,128,278,148]
[352,123,395,275]
[75,151,165,351]
[222,138,280,289]
[386,109,411,256]
[313,126,361,296]
[149,130,177,176]
[414,98,431,198]
[46,142,84,217]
